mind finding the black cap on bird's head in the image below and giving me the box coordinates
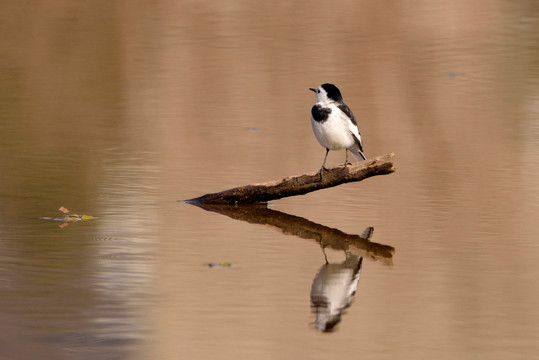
[321,83,343,102]
[309,83,343,103]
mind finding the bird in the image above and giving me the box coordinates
[310,226,374,332]
[310,255,363,332]
[309,83,366,171]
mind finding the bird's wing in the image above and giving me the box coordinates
[348,257,363,298]
[337,103,367,161]
[350,132,364,153]
[338,103,365,157]
[337,103,357,126]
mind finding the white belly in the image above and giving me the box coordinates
[311,118,355,150]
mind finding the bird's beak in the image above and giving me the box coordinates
[309,88,317,93]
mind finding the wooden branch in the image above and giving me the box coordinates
[184,152,395,204]
[192,203,395,264]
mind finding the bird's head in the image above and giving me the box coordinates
[309,83,343,103]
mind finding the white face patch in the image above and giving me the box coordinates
[315,86,329,103]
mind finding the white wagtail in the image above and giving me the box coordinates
[310,226,374,332]
[310,83,366,171]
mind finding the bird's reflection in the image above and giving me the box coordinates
[189,203,394,333]
[311,226,373,332]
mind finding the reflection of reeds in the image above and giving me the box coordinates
[192,203,395,265]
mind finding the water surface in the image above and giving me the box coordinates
[0,1,538,359]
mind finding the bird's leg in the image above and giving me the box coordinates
[321,148,330,170]
[322,246,329,264]
[318,149,330,181]
[343,150,352,167]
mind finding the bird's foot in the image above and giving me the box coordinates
[317,166,329,181]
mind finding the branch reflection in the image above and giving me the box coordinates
[191,203,395,333]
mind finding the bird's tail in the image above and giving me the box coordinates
[360,227,374,241]
[349,145,366,161]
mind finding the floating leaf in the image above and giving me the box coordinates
[80,215,97,221]
[40,207,98,225]
[205,262,233,268]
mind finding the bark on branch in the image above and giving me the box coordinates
[184,152,395,204]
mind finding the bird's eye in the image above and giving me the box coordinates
[317,90,320,93]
